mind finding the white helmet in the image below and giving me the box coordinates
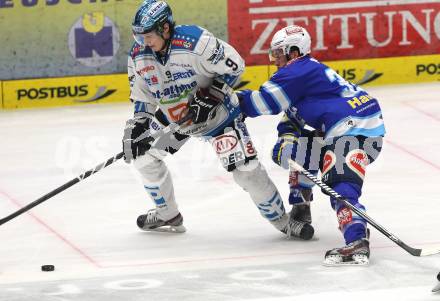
[269,25,311,61]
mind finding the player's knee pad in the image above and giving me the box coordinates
[232,161,278,201]
[209,118,258,172]
[133,151,168,183]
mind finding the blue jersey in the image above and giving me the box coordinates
[239,55,385,140]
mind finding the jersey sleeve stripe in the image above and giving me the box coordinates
[262,81,291,111]
[250,91,273,115]
[325,112,386,140]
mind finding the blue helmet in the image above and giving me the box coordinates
[132,0,174,35]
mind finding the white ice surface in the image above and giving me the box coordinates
[0,82,440,300]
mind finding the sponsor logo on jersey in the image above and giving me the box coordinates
[138,65,155,76]
[68,12,120,67]
[321,150,336,182]
[213,135,239,154]
[169,63,192,68]
[149,119,162,132]
[172,39,193,49]
[221,151,245,167]
[168,103,189,122]
[152,81,197,100]
[207,39,225,65]
[164,70,196,84]
[211,132,248,168]
[346,94,374,109]
[346,149,369,180]
[337,207,353,230]
[146,75,159,86]
[131,45,145,58]
[159,89,192,105]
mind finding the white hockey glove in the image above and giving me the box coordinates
[122,114,154,163]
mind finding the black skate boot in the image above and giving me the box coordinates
[272,213,314,240]
[137,209,186,233]
[290,202,312,224]
[323,238,370,266]
[282,218,314,240]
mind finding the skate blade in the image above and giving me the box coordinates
[432,283,440,293]
[142,225,186,233]
[322,255,369,267]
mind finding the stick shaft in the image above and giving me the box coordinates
[289,160,436,257]
[0,114,191,226]
[0,153,123,226]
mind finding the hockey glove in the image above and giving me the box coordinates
[272,134,299,169]
[122,116,155,163]
[188,89,220,124]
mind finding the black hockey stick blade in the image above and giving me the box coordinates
[289,159,440,257]
[390,236,440,257]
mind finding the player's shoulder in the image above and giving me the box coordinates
[271,62,299,83]
[171,25,206,52]
[275,55,324,80]
[129,43,154,60]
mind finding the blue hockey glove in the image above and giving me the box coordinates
[272,134,299,169]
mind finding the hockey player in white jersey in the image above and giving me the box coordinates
[122,1,314,240]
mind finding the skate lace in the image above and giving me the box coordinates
[285,220,305,237]
[145,209,159,224]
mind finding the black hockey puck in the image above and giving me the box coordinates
[41,265,55,272]
[437,272,440,282]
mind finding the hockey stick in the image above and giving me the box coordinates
[289,159,440,257]
[0,114,192,227]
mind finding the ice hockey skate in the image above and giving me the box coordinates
[290,201,312,224]
[137,209,186,233]
[323,238,370,266]
[272,212,314,240]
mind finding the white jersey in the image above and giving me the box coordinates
[128,25,244,136]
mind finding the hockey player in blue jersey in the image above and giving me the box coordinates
[122,1,314,240]
[237,25,385,266]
